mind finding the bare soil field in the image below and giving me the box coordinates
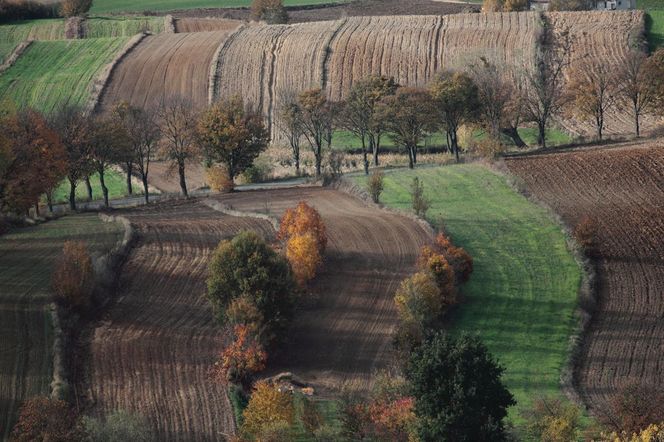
[215,187,432,393]
[98,31,231,111]
[86,200,274,441]
[173,17,243,33]
[506,139,664,416]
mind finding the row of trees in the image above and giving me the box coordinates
[0,0,93,22]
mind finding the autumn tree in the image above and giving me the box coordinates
[418,245,455,298]
[10,396,85,442]
[157,97,200,197]
[211,324,267,387]
[277,91,304,175]
[603,382,664,435]
[60,0,92,17]
[207,231,296,345]
[504,0,528,10]
[113,102,160,203]
[241,381,295,440]
[89,114,129,207]
[296,89,336,177]
[251,0,288,24]
[406,332,516,442]
[278,201,327,253]
[394,271,443,327]
[198,96,269,183]
[51,241,94,311]
[51,105,93,211]
[521,27,572,148]
[566,58,619,141]
[618,49,664,137]
[434,232,473,285]
[524,396,581,442]
[430,71,480,162]
[338,75,398,173]
[378,87,436,169]
[286,232,322,288]
[574,215,598,257]
[367,170,384,204]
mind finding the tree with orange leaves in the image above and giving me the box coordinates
[286,232,322,287]
[434,232,473,285]
[51,241,94,311]
[10,396,85,442]
[241,380,295,439]
[278,201,327,253]
[212,324,267,387]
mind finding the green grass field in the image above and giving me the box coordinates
[0,37,128,114]
[0,215,123,439]
[50,169,139,205]
[352,164,582,429]
[85,16,164,38]
[0,19,64,45]
[639,0,664,49]
[0,41,18,64]
[90,0,347,13]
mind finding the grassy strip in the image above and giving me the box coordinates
[0,37,129,114]
[49,169,141,205]
[85,16,164,38]
[645,11,664,50]
[0,41,18,64]
[0,19,64,45]
[91,0,348,13]
[352,164,581,428]
[0,214,123,440]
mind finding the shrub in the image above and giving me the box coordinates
[206,165,234,193]
[226,295,264,336]
[207,231,296,345]
[286,232,322,288]
[82,410,152,442]
[524,397,581,442]
[278,201,327,254]
[60,0,92,17]
[327,150,345,178]
[574,215,598,257]
[435,233,473,285]
[367,170,385,204]
[470,137,507,160]
[251,0,288,24]
[394,271,443,327]
[11,396,85,442]
[51,241,94,311]
[313,424,343,442]
[211,324,267,386]
[0,0,60,22]
[410,177,430,218]
[241,381,295,439]
[418,245,455,299]
[605,382,664,435]
[603,422,664,442]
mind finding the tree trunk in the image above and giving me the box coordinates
[84,176,93,201]
[126,162,133,195]
[413,144,418,165]
[315,144,322,177]
[501,127,526,148]
[69,179,77,211]
[34,202,40,217]
[292,142,300,176]
[46,192,53,213]
[178,159,188,197]
[407,145,414,169]
[538,122,547,149]
[142,175,149,204]
[450,130,460,163]
[446,131,451,154]
[634,110,641,138]
[99,168,109,208]
[371,134,380,166]
[361,135,369,175]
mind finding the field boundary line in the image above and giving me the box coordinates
[202,198,280,231]
[87,32,149,115]
[208,24,247,105]
[0,40,33,76]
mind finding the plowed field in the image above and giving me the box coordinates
[98,31,231,110]
[87,200,274,441]
[173,18,242,33]
[216,187,432,393]
[506,140,664,416]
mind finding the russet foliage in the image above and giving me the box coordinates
[10,396,85,442]
[212,324,267,386]
[51,240,94,311]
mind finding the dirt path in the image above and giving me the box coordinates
[506,139,664,416]
[216,187,432,393]
[87,200,274,441]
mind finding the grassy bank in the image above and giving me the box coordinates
[352,164,582,428]
[91,0,348,13]
[50,169,141,205]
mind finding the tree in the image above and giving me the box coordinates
[410,176,430,217]
[418,245,455,297]
[503,0,528,11]
[367,170,384,204]
[277,91,304,175]
[603,382,664,435]
[241,381,295,439]
[378,87,435,169]
[618,49,664,137]
[524,396,581,442]
[157,97,200,197]
[434,232,473,285]
[286,232,322,288]
[89,114,129,207]
[51,241,94,311]
[113,103,160,204]
[211,324,267,386]
[10,396,85,442]
[482,0,503,12]
[198,96,269,183]
[207,231,296,345]
[251,0,288,24]
[278,201,327,253]
[566,59,619,141]
[338,76,398,173]
[405,332,515,442]
[60,0,92,17]
[429,71,480,162]
[297,89,335,177]
[394,271,443,327]
[51,105,93,211]
[573,215,597,257]
[109,102,136,196]
[521,27,572,148]
[82,410,152,442]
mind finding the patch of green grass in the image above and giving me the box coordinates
[0,37,129,114]
[50,169,138,205]
[91,0,348,13]
[517,127,573,147]
[0,41,18,64]
[85,16,164,38]
[0,214,123,440]
[645,11,664,50]
[292,395,342,441]
[638,0,664,10]
[0,19,64,45]
[352,164,582,429]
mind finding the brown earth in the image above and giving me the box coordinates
[98,31,231,110]
[506,139,664,418]
[148,160,207,194]
[87,200,274,441]
[215,187,432,393]
[173,17,243,33]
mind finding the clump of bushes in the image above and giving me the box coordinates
[206,165,234,193]
[51,240,94,312]
[82,410,153,442]
[0,0,60,22]
[60,0,92,17]
[410,177,430,218]
[251,0,288,24]
[367,170,384,204]
[11,396,85,441]
[574,215,598,257]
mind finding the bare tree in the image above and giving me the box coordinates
[298,89,336,177]
[157,97,200,197]
[277,90,304,175]
[89,114,129,207]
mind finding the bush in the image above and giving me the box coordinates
[327,150,345,178]
[394,272,443,327]
[226,295,264,336]
[241,381,295,439]
[278,201,327,254]
[367,170,385,204]
[435,233,473,285]
[418,245,455,299]
[11,396,85,442]
[313,424,343,442]
[574,215,597,257]
[410,177,430,218]
[286,232,322,288]
[60,0,92,17]
[524,397,580,442]
[211,325,267,386]
[0,0,60,22]
[251,0,288,24]
[51,241,94,311]
[470,137,507,160]
[605,382,664,435]
[228,384,249,427]
[206,165,234,193]
[82,410,152,442]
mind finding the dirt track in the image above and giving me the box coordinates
[98,31,230,110]
[506,140,664,416]
[87,200,274,441]
[216,187,432,393]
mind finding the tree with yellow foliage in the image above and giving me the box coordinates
[394,272,443,327]
[278,201,327,253]
[286,233,322,288]
[241,381,295,439]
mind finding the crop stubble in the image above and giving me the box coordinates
[506,140,664,416]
